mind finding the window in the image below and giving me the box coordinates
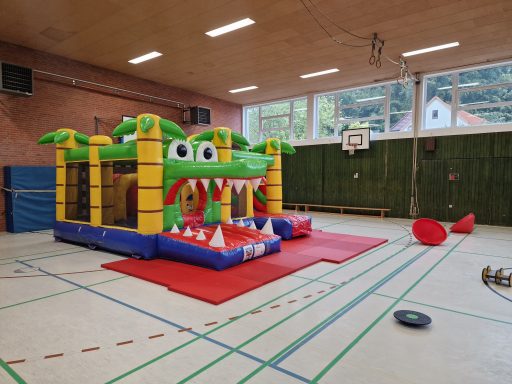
[432,110,439,119]
[423,62,512,129]
[243,97,307,143]
[315,81,414,137]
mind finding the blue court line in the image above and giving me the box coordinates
[15,260,308,383]
[485,282,512,303]
[272,246,432,366]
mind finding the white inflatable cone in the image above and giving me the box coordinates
[196,229,206,241]
[260,218,274,235]
[237,219,245,228]
[209,225,225,247]
[226,217,233,225]
[170,224,180,233]
[183,226,193,237]
[249,221,257,230]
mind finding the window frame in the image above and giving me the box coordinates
[243,96,308,143]
[313,80,415,138]
[421,60,512,132]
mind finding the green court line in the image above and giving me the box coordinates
[334,222,408,232]
[469,235,512,242]
[236,246,433,384]
[290,274,339,286]
[106,233,411,383]
[175,240,425,383]
[454,250,512,260]
[0,249,91,266]
[315,222,345,230]
[0,246,80,262]
[372,292,512,326]
[309,235,468,383]
[0,276,128,310]
[0,359,26,384]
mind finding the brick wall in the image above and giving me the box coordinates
[0,41,242,232]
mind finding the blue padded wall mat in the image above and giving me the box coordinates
[4,166,56,233]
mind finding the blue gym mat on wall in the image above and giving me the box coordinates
[3,166,56,233]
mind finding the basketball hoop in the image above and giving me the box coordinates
[348,143,359,156]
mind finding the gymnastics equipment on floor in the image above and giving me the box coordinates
[38,114,312,270]
[393,310,432,326]
[482,266,512,287]
[412,218,447,246]
[3,166,56,233]
[450,213,475,233]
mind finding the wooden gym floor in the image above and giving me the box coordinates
[0,211,511,383]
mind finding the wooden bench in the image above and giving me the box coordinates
[283,203,391,219]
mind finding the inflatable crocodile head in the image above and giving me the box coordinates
[112,115,273,230]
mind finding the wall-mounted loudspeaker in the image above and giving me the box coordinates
[190,106,211,125]
[0,62,33,96]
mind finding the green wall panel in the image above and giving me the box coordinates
[282,131,512,226]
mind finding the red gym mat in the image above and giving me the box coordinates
[102,230,387,304]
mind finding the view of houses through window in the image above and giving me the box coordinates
[424,63,512,129]
[243,61,512,143]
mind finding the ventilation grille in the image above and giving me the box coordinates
[190,106,211,125]
[0,62,33,96]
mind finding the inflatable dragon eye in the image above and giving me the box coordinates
[195,142,218,162]
[168,140,194,161]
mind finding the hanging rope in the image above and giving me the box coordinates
[299,0,372,48]
[305,0,372,41]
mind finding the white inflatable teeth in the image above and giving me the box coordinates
[188,179,197,192]
[209,225,225,247]
[260,218,274,235]
[237,219,245,228]
[196,230,206,241]
[226,179,233,187]
[214,178,224,191]
[249,221,257,230]
[200,178,210,191]
[183,226,193,237]
[250,178,262,191]
[233,179,245,194]
[226,217,233,224]
[170,224,180,233]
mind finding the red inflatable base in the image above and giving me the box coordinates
[102,230,387,304]
[450,213,475,233]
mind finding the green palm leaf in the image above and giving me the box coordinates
[38,132,56,144]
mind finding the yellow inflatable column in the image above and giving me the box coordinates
[265,138,283,214]
[137,114,164,235]
[213,127,232,223]
[55,128,79,221]
[89,135,112,226]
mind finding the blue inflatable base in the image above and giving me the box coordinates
[54,222,158,259]
[54,221,281,270]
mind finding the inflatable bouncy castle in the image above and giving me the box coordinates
[38,114,311,270]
